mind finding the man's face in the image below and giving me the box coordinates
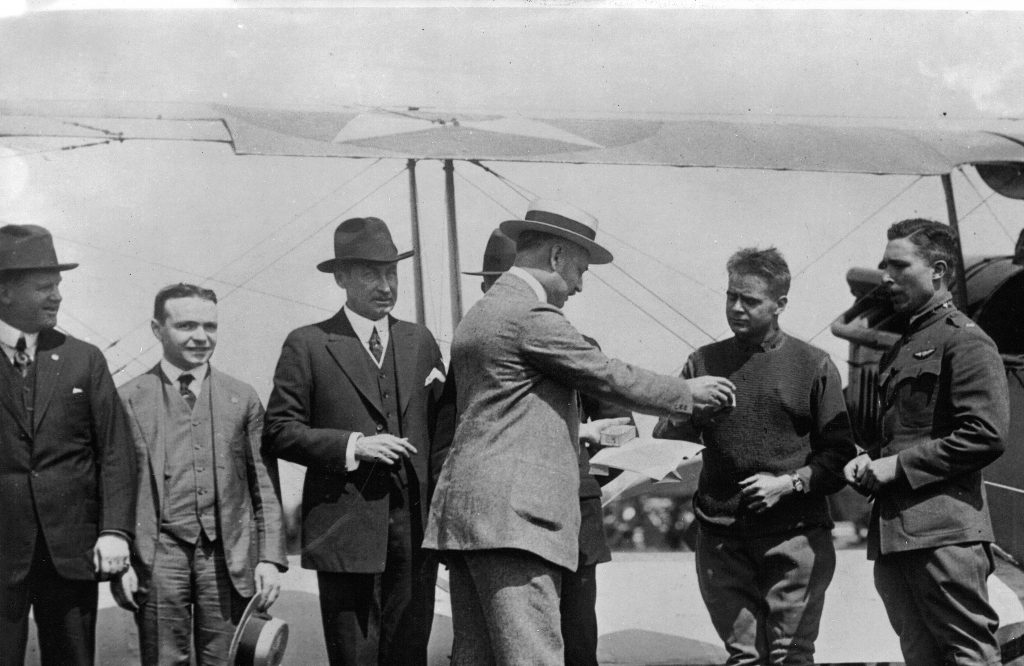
[880,237,940,314]
[152,296,218,370]
[336,261,398,320]
[0,270,62,333]
[726,272,786,340]
[549,242,590,308]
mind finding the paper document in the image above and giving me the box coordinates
[589,437,704,506]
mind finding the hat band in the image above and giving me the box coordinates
[525,210,597,241]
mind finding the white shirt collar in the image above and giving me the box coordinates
[507,266,548,303]
[343,307,390,367]
[0,317,38,361]
[161,359,208,399]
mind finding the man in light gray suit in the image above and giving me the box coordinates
[424,200,736,665]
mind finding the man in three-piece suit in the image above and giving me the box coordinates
[264,217,454,665]
[0,224,136,666]
[424,200,737,665]
[845,219,1009,666]
[110,283,287,665]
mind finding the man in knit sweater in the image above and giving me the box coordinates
[654,247,856,666]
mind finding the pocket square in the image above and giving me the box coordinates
[424,367,446,387]
[72,387,84,395]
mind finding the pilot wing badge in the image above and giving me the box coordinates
[913,348,937,360]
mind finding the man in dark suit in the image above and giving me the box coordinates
[263,217,454,666]
[845,219,1009,666]
[464,227,632,666]
[110,283,287,665]
[425,200,735,665]
[0,224,136,666]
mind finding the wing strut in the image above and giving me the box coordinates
[407,159,426,325]
[942,173,970,309]
[444,159,464,330]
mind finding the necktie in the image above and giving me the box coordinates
[12,336,32,378]
[178,373,196,410]
[369,327,384,363]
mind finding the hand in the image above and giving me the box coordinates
[111,565,139,612]
[739,473,792,513]
[578,417,632,445]
[353,434,417,465]
[846,453,899,495]
[253,562,282,611]
[93,534,130,576]
[686,376,737,411]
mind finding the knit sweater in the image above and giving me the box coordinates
[654,329,856,537]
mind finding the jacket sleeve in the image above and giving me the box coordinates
[91,346,138,539]
[518,304,694,418]
[652,354,702,441]
[262,331,354,473]
[244,390,288,569]
[800,355,858,495]
[897,330,1009,489]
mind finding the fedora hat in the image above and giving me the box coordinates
[227,593,288,666]
[463,228,516,276]
[0,224,78,272]
[499,199,613,265]
[316,217,413,273]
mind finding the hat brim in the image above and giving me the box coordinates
[228,593,264,665]
[499,220,613,265]
[0,262,79,273]
[316,250,414,273]
[461,270,506,277]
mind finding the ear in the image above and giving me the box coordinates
[150,318,162,341]
[333,271,347,290]
[775,294,788,315]
[931,259,949,283]
[548,243,564,271]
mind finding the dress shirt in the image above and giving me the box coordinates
[507,266,548,303]
[0,317,38,364]
[341,307,392,471]
[160,359,208,401]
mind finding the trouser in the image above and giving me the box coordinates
[696,524,836,666]
[874,542,1000,666]
[561,559,599,666]
[0,531,98,666]
[448,549,565,666]
[137,530,247,666]
[317,488,437,666]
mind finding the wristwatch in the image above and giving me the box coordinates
[789,472,806,494]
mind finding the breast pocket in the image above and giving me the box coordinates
[894,360,942,429]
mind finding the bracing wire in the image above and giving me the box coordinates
[0,139,115,158]
[606,263,718,342]
[589,271,698,352]
[956,166,1017,245]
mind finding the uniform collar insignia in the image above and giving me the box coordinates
[913,348,936,359]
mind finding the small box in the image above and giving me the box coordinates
[600,424,637,447]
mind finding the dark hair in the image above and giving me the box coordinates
[153,283,218,322]
[726,247,791,298]
[514,230,550,254]
[887,218,958,284]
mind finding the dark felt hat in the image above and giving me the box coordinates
[0,224,78,272]
[227,593,288,666]
[316,217,413,273]
[463,228,516,276]
[499,199,613,265]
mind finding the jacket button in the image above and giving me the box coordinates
[376,424,385,432]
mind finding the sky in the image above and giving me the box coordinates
[1,6,1023,429]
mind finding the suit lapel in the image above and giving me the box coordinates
[128,367,167,511]
[324,312,385,417]
[390,319,418,416]
[32,330,65,432]
[0,362,30,437]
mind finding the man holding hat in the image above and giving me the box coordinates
[263,217,455,666]
[0,224,136,665]
[425,200,736,664]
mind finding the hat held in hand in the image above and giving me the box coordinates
[228,593,288,666]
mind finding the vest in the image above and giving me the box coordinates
[160,373,218,544]
[363,334,408,488]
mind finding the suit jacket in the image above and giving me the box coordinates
[262,310,454,573]
[868,302,1009,558]
[424,272,695,571]
[119,365,287,596]
[0,328,136,584]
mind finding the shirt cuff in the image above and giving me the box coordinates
[346,432,362,471]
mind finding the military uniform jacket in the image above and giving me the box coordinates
[868,299,1009,558]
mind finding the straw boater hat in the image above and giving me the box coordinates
[0,224,79,272]
[499,199,614,265]
[463,228,516,276]
[316,217,413,273]
[227,593,288,666]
